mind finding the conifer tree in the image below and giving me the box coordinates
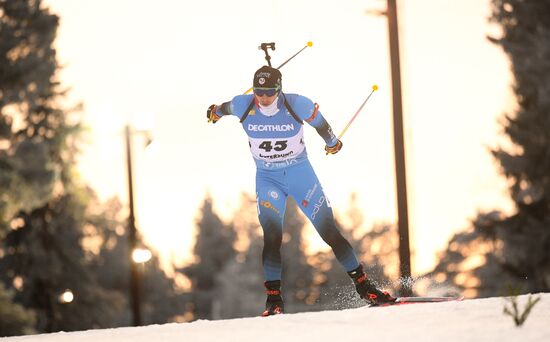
[0,0,80,334]
[0,1,193,333]
[0,0,69,232]
[179,195,237,319]
[430,0,550,296]
[213,193,264,318]
[0,283,35,336]
[484,0,550,292]
[86,197,191,326]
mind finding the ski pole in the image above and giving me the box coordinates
[326,85,378,155]
[337,85,378,140]
[277,41,313,69]
[244,41,313,95]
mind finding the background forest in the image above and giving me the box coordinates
[1,0,549,337]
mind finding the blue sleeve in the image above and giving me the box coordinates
[215,94,254,121]
[286,94,338,147]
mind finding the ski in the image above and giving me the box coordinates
[371,296,464,307]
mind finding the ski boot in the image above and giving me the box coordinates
[261,280,284,316]
[347,265,396,306]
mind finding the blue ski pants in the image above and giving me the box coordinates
[256,160,360,281]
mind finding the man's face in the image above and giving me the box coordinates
[255,92,278,106]
[253,88,279,106]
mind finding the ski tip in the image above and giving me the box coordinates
[307,41,313,47]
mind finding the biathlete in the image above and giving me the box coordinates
[207,65,395,316]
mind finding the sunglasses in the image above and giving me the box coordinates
[253,87,279,97]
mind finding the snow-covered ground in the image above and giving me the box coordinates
[2,293,549,342]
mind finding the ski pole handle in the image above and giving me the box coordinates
[244,42,313,95]
[259,42,276,67]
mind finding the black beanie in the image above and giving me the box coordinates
[253,66,282,89]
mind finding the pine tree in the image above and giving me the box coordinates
[485,0,550,292]
[0,283,35,336]
[0,0,86,334]
[0,190,126,332]
[179,195,237,320]
[428,212,514,298]
[0,0,67,232]
[213,193,264,318]
[0,1,192,333]
[86,197,191,326]
[430,0,550,297]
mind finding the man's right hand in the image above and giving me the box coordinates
[325,139,343,155]
[207,104,221,123]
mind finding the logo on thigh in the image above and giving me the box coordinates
[302,183,319,208]
[310,195,326,220]
[269,190,280,200]
[260,200,281,216]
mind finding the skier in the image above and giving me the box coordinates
[207,65,395,316]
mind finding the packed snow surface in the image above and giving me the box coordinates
[2,293,549,342]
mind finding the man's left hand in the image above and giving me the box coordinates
[325,140,343,155]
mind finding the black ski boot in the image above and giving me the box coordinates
[261,280,284,316]
[347,265,396,306]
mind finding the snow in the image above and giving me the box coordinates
[2,294,549,342]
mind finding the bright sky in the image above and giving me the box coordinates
[45,0,515,275]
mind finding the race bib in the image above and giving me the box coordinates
[248,126,305,163]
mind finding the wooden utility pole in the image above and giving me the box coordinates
[386,0,412,296]
[125,125,142,326]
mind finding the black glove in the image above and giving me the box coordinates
[207,104,221,123]
[325,139,343,155]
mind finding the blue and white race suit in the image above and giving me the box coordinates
[215,93,360,281]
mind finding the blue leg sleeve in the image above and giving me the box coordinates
[288,161,360,272]
[256,169,287,281]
